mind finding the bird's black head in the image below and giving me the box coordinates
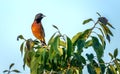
[35,13,45,23]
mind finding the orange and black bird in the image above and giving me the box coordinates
[31,13,46,45]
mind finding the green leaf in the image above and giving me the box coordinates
[72,29,92,46]
[85,40,93,48]
[107,28,113,36]
[49,46,54,63]
[17,35,25,41]
[95,67,101,74]
[58,48,63,56]
[99,59,106,74]
[49,35,60,63]
[106,34,110,43]
[107,22,115,29]
[9,63,15,70]
[92,36,104,60]
[66,36,72,59]
[66,69,73,74]
[74,69,80,74]
[99,23,106,35]
[26,39,34,51]
[60,40,66,47]
[86,53,94,62]
[97,34,106,48]
[109,65,117,74]
[52,35,60,51]
[54,57,58,64]
[97,28,105,37]
[77,39,85,54]
[72,32,82,46]
[107,67,113,74]
[96,12,101,17]
[20,42,24,56]
[36,47,45,59]
[48,32,56,45]
[109,53,113,60]
[99,23,113,42]
[80,56,86,65]
[37,67,44,74]
[12,69,21,73]
[72,29,92,47]
[30,48,44,74]
[114,48,118,58]
[28,51,35,66]
[117,58,120,62]
[31,58,41,74]
[53,25,59,30]
[87,64,96,74]
[73,53,82,66]
[23,49,35,69]
[62,48,66,61]
[83,18,93,25]
[81,29,92,40]
[100,23,113,35]
[92,60,98,67]
[3,70,9,73]
[23,47,27,70]
[114,58,120,73]
[42,48,48,66]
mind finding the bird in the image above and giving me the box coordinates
[31,13,46,45]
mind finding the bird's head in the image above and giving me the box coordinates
[35,13,45,23]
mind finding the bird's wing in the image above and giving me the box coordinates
[40,23,45,37]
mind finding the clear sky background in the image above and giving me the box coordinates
[0,0,120,74]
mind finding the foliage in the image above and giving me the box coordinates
[3,63,21,74]
[17,13,120,74]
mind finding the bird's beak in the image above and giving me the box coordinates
[42,14,46,17]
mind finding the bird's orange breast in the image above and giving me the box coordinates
[31,21,45,42]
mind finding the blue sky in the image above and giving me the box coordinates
[0,0,120,74]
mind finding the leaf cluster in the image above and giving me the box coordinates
[3,63,21,74]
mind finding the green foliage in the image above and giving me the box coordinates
[114,48,118,58]
[107,48,120,74]
[18,13,120,74]
[82,18,93,25]
[92,36,104,60]
[3,63,21,74]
